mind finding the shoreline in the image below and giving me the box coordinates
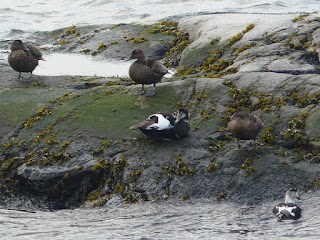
[0,12,311,47]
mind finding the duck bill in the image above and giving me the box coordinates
[229,110,236,119]
[296,192,301,200]
[175,111,183,123]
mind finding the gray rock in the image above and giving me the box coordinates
[268,58,318,74]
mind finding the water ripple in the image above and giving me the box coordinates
[1,0,319,39]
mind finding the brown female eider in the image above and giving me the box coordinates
[129,49,168,96]
[8,40,44,80]
[272,188,302,221]
[228,107,263,148]
[130,108,190,140]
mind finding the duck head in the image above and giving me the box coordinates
[129,49,146,60]
[285,188,301,204]
[231,106,250,119]
[10,40,30,52]
[175,108,189,123]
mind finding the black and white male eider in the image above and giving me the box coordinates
[272,188,302,222]
[130,108,190,140]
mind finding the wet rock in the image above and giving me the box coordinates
[205,132,230,141]
[268,58,318,74]
[312,28,320,45]
[306,105,320,138]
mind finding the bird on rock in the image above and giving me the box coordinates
[8,40,44,80]
[130,108,190,140]
[272,188,302,222]
[228,106,263,148]
[129,49,168,96]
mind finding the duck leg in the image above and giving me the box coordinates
[134,84,146,95]
[18,72,23,80]
[145,83,156,97]
[237,138,241,149]
[252,139,256,149]
[233,139,241,150]
[28,72,33,81]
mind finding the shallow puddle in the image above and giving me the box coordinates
[33,53,132,77]
[2,52,174,78]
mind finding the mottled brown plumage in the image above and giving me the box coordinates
[8,40,44,80]
[129,49,168,96]
[228,107,264,148]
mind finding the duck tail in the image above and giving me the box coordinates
[130,124,140,130]
[130,121,147,130]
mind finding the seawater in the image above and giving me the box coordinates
[1,192,320,240]
[1,0,319,77]
[1,0,320,38]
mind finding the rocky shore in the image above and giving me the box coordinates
[1,13,320,210]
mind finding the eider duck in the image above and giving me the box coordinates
[130,108,190,140]
[228,106,263,148]
[273,188,302,221]
[129,49,168,96]
[8,40,44,80]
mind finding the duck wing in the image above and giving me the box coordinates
[147,58,168,75]
[25,44,44,60]
[250,114,264,131]
[278,209,292,220]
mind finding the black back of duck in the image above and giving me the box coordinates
[25,44,43,60]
